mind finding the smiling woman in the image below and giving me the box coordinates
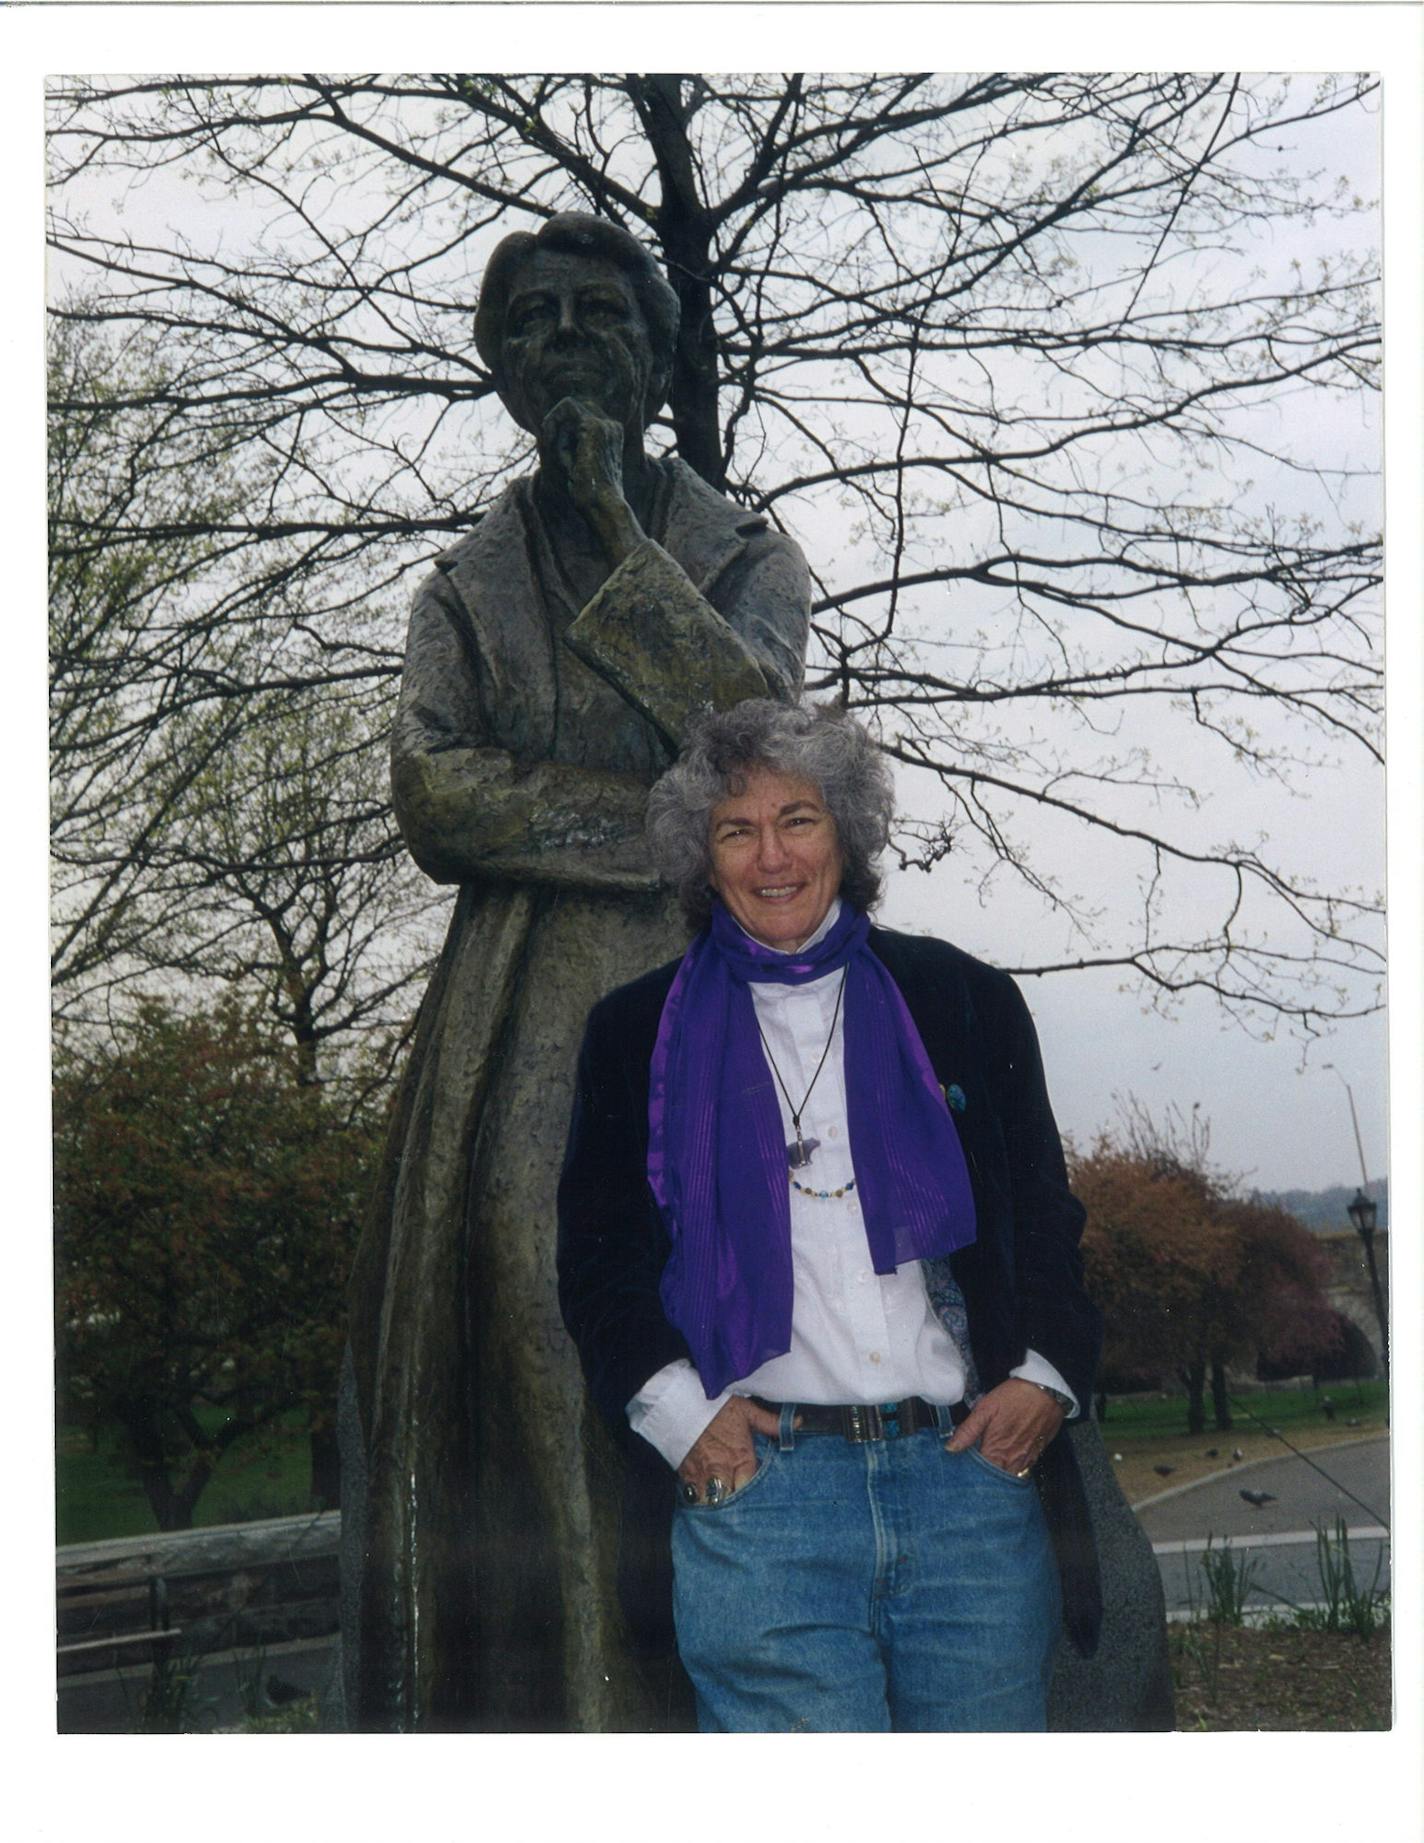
[708,769,845,951]
[558,698,1106,1732]
[646,700,893,934]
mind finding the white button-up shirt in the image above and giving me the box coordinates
[629,904,1077,1468]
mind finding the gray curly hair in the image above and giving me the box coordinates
[647,700,895,932]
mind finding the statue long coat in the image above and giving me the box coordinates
[343,456,809,1730]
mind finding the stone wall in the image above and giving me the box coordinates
[1316,1228,1389,1372]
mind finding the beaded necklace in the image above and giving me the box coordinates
[751,966,854,1200]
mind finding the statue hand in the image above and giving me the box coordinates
[540,397,644,564]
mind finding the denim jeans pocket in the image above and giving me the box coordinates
[677,1433,780,1513]
[962,1444,1035,1489]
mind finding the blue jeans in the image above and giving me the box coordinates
[670,1410,1060,1732]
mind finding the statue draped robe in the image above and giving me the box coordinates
[343,456,810,1730]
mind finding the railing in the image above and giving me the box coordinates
[57,1510,341,1681]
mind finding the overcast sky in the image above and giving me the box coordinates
[35,59,1394,1197]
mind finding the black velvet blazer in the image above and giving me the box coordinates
[556,923,1103,1658]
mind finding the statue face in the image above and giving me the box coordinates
[498,248,656,436]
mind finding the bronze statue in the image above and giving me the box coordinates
[342,214,810,1730]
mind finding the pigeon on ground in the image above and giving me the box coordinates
[1205,1448,1219,1459]
[1153,1464,1176,1478]
[1113,1453,1124,1462]
[1232,1448,1244,1461]
[1321,1397,1336,1420]
[1240,1489,1277,1508]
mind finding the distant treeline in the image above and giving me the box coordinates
[1255,1178,1390,1234]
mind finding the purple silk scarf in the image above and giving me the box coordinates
[647,900,977,1398]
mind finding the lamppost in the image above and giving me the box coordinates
[1323,1063,1389,1383]
[1346,1186,1389,1384]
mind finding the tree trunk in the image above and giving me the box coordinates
[627,75,726,492]
[1180,1361,1206,1434]
[310,1421,341,1511]
[1210,1359,1233,1431]
[115,1404,201,1531]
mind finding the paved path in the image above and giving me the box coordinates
[58,1633,334,1734]
[1135,1437,1388,1541]
[1134,1437,1390,1618]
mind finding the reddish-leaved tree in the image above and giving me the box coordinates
[54,996,383,1528]
[1074,1133,1339,1431]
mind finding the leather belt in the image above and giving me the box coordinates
[752,1396,969,1443]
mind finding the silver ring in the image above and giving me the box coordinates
[704,1475,728,1506]
[681,1481,698,1504]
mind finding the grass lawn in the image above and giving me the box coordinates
[1099,1376,1386,1443]
[57,1410,316,1546]
[1096,1379,1388,1506]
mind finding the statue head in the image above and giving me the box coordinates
[475,213,680,436]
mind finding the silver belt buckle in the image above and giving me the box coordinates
[845,1404,884,1442]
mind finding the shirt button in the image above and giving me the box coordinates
[828,1127,838,1139]
[869,1351,882,1365]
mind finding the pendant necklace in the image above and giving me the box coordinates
[752,966,848,1173]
